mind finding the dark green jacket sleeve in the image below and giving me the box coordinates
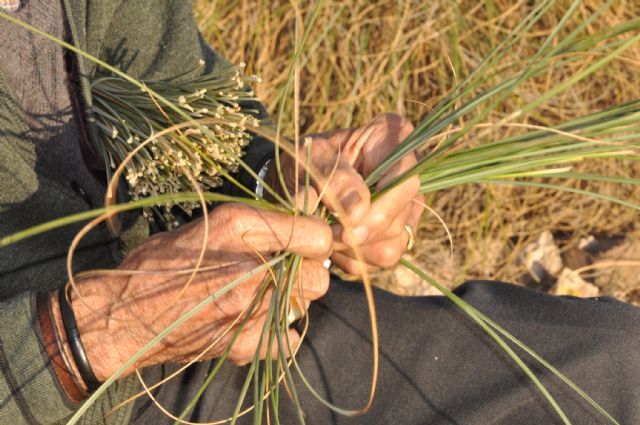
[0,294,75,424]
[1,0,273,423]
[1,61,138,423]
[0,294,139,425]
[0,72,139,425]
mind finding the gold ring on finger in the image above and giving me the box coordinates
[404,224,416,252]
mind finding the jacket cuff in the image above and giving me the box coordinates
[0,292,75,422]
[0,292,141,425]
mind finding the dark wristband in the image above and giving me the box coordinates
[58,286,101,392]
[222,134,275,198]
[36,292,86,403]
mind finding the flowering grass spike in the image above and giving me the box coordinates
[92,61,261,227]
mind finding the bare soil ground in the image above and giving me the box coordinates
[379,230,640,306]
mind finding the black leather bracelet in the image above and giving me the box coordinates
[58,287,101,392]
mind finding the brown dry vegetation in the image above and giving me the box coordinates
[194,1,640,301]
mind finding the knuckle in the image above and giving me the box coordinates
[327,168,354,190]
[212,204,255,240]
[211,205,239,236]
[377,113,414,140]
[303,264,329,299]
[399,117,415,134]
[313,221,333,255]
[368,210,391,230]
[407,174,420,192]
[314,151,340,178]
[231,335,257,364]
[229,351,250,366]
[344,260,366,276]
[216,290,246,319]
[212,203,240,220]
[376,243,402,268]
[380,112,413,128]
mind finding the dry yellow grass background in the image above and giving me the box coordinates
[194,0,640,302]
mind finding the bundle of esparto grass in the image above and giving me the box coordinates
[92,62,261,227]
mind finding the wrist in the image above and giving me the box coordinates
[50,285,115,387]
[61,275,157,382]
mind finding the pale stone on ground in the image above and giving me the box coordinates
[520,230,563,282]
[553,268,600,298]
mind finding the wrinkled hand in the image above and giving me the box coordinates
[278,113,424,275]
[52,204,332,383]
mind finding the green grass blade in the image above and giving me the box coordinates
[400,258,620,424]
[0,193,282,248]
[399,258,571,425]
[484,179,640,211]
[470,306,621,425]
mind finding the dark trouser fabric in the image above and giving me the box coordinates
[131,280,640,424]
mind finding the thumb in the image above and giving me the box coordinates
[305,133,371,226]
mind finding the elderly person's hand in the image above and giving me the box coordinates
[51,204,332,388]
[278,113,424,275]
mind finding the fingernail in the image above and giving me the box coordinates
[350,225,369,245]
[288,309,298,325]
[323,259,332,269]
[340,190,361,214]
